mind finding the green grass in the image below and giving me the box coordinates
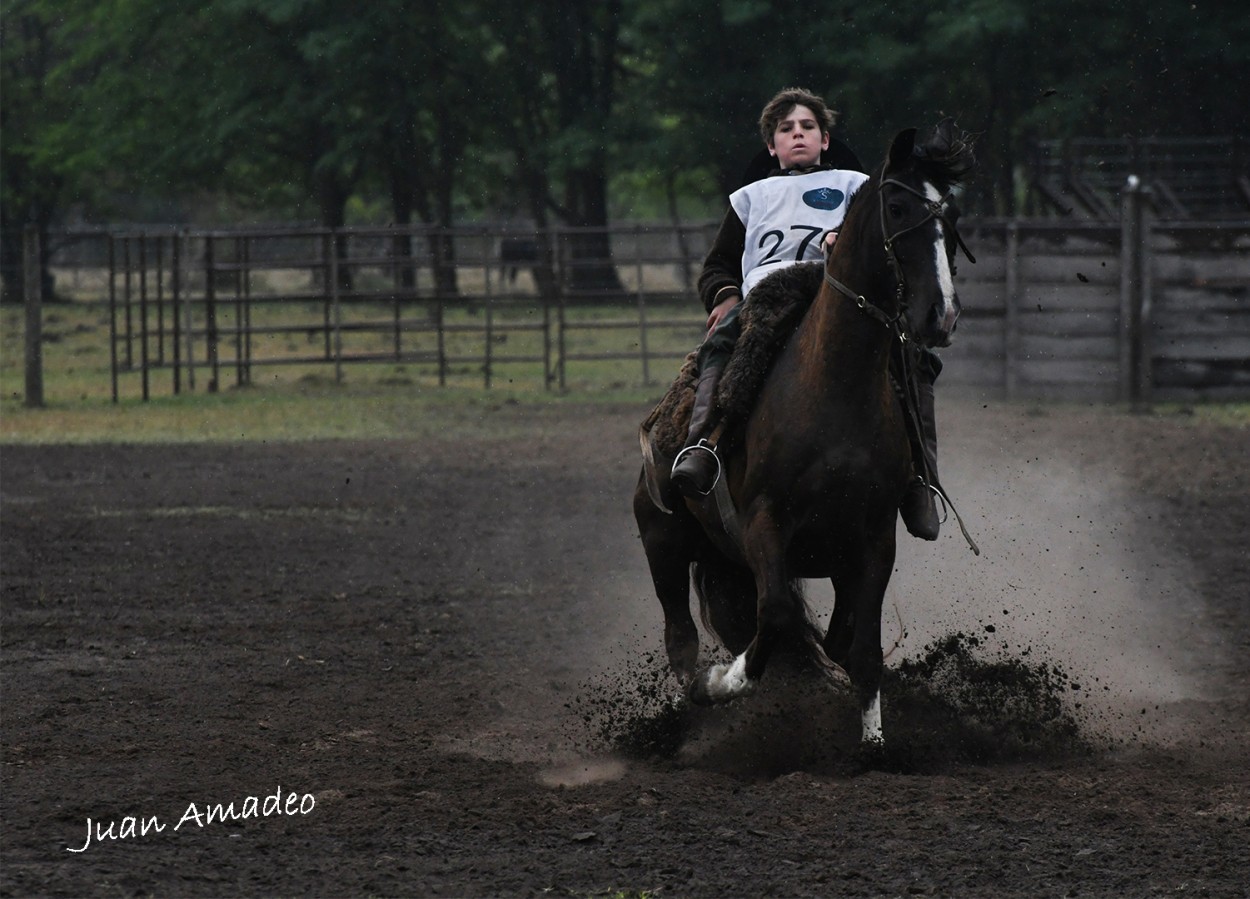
[1148,401,1250,427]
[4,298,1246,445]
[1,298,688,444]
[0,382,667,444]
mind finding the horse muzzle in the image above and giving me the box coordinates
[924,298,960,347]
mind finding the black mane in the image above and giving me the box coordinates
[914,119,977,191]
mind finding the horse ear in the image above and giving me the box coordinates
[887,128,918,172]
[923,118,956,156]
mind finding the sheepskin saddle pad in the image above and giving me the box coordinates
[645,262,823,459]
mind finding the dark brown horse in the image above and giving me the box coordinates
[633,121,976,744]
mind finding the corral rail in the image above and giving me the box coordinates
[9,200,1250,404]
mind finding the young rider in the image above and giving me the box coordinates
[670,87,944,540]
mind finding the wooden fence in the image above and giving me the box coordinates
[15,197,1250,404]
[941,185,1250,402]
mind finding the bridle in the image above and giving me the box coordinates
[823,176,976,341]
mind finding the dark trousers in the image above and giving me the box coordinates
[695,301,742,375]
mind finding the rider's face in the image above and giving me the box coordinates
[768,105,830,169]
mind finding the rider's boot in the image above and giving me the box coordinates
[900,377,941,540]
[671,361,726,498]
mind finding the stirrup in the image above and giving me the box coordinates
[670,439,722,496]
[920,477,949,525]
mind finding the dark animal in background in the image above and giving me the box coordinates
[499,237,540,285]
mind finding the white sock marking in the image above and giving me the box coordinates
[703,652,754,701]
[862,690,883,744]
[925,182,958,334]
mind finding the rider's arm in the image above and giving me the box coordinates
[697,207,746,327]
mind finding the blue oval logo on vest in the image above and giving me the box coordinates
[802,187,845,211]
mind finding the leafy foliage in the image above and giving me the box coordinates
[2,0,1246,239]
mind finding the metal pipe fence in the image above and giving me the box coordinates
[37,223,717,400]
[13,209,1250,405]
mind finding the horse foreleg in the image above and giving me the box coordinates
[823,585,854,669]
[837,534,896,745]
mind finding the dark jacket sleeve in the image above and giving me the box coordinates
[696,206,747,313]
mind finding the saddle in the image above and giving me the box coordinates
[644,262,824,460]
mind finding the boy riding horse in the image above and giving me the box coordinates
[670,87,946,541]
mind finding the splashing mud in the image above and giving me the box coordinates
[569,631,1091,778]
[878,631,1087,772]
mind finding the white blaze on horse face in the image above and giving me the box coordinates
[925,182,959,335]
[702,652,755,701]
[861,689,883,744]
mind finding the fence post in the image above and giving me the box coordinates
[556,226,567,391]
[1119,175,1152,407]
[484,235,494,389]
[155,235,165,366]
[171,231,182,395]
[22,226,44,409]
[1004,220,1020,400]
[542,287,553,392]
[139,233,150,401]
[235,234,251,388]
[331,229,343,385]
[183,231,198,393]
[635,224,651,385]
[205,235,219,392]
[123,236,134,371]
[1137,196,1155,409]
[108,235,119,403]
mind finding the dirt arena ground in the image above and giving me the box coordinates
[3,394,1248,897]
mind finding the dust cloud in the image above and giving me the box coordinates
[873,396,1231,743]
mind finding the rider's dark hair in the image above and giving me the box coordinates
[758,88,837,146]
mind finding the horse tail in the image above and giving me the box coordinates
[692,559,756,655]
[638,424,672,514]
[691,559,827,670]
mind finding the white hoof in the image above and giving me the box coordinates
[689,653,755,705]
[861,690,883,745]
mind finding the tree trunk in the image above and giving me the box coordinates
[388,153,417,291]
[564,166,622,296]
[317,169,352,292]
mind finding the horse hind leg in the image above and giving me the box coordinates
[691,559,757,656]
[656,562,698,687]
[634,475,699,686]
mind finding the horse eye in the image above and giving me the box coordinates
[887,202,903,218]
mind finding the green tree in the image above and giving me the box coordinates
[477,0,633,293]
[1,1,70,301]
[318,0,487,296]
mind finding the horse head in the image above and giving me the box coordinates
[875,120,977,348]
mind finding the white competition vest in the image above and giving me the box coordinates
[729,168,869,298]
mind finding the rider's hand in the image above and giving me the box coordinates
[706,295,740,332]
[822,230,839,254]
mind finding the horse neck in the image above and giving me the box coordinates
[797,231,898,398]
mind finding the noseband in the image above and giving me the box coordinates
[823,177,976,341]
